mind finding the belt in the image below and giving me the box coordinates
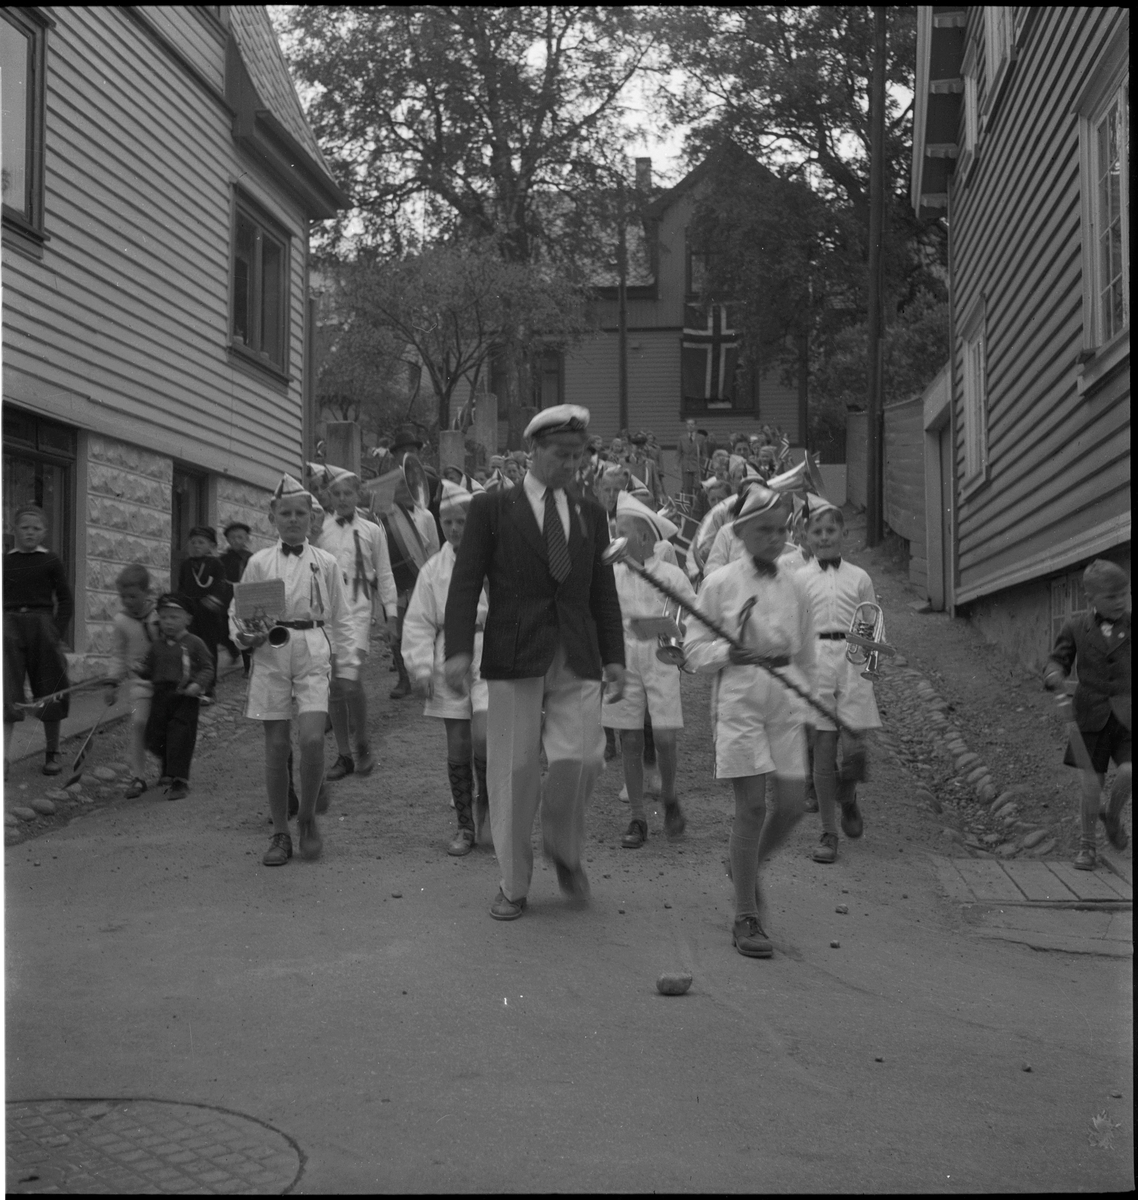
[752,655,790,669]
[818,631,846,640]
[276,620,325,629]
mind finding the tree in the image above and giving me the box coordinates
[338,242,589,437]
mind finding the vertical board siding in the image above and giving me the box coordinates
[1,7,310,487]
[950,7,1130,601]
[884,398,925,542]
[847,412,868,509]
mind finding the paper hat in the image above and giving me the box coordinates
[626,474,651,500]
[438,479,476,514]
[524,404,590,440]
[733,484,785,528]
[156,592,193,613]
[308,492,325,511]
[273,473,309,502]
[803,493,840,522]
[306,461,332,487]
[616,490,678,542]
[728,454,746,473]
[322,463,359,485]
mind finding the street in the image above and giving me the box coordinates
[5,534,1133,1194]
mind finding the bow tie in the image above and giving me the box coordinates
[336,515,353,526]
[751,556,778,579]
[281,543,305,557]
[818,557,842,571]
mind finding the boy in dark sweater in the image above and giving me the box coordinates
[138,593,214,800]
[176,526,231,696]
[1044,559,1131,869]
[220,522,254,675]
[3,506,74,775]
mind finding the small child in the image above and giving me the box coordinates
[402,479,490,855]
[176,526,231,696]
[110,564,161,797]
[1044,559,1131,870]
[231,475,354,866]
[799,496,882,863]
[316,465,399,779]
[137,593,214,800]
[607,492,696,848]
[3,505,75,775]
[685,485,816,959]
[219,522,254,673]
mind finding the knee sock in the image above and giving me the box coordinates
[729,833,761,919]
[473,756,488,808]
[347,690,369,753]
[329,698,352,758]
[814,768,839,836]
[43,720,60,755]
[266,758,290,833]
[448,759,474,830]
[643,720,656,767]
[298,743,325,820]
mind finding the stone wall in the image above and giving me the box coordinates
[216,476,275,554]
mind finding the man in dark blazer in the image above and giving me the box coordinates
[445,405,626,920]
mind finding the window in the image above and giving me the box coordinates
[534,347,562,409]
[958,39,980,180]
[230,194,290,375]
[982,7,1015,114]
[686,238,710,297]
[960,308,988,484]
[1,7,49,253]
[2,407,75,641]
[1076,29,1129,370]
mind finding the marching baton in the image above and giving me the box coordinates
[12,675,118,715]
[63,700,114,788]
[601,537,857,737]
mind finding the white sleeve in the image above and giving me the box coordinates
[682,573,732,674]
[703,524,734,575]
[370,523,399,617]
[401,566,438,682]
[324,555,357,679]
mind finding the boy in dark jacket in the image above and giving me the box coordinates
[1044,559,1131,869]
[138,593,214,800]
[177,526,231,695]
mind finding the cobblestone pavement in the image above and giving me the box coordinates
[6,1099,301,1194]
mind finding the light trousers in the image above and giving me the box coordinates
[487,645,604,901]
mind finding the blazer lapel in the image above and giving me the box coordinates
[568,496,587,563]
[507,486,547,564]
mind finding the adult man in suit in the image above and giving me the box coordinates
[676,418,703,500]
[445,405,626,920]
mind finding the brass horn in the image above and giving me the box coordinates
[844,602,895,681]
[601,537,858,735]
[767,453,826,496]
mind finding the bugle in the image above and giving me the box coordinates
[655,596,688,669]
[844,602,894,681]
[602,537,857,736]
[233,579,290,647]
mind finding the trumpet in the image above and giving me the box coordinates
[844,602,895,681]
[766,453,826,496]
[655,596,688,670]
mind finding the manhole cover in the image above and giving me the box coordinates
[6,1098,302,1194]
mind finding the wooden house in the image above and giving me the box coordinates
[2,5,346,678]
[911,6,1129,667]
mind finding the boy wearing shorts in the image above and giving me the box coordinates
[607,492,695,847]
[232,475,355,866]
[685,485,816,959]
[1044,559,1131,869]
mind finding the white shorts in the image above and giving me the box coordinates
[812,640,881,732]
[423,669,489,720]
[244,628,332,720]
[604,638,683,730]
[341,602,373,670]
[713,670,807,779]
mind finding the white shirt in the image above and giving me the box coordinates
[800,558,877,635]
[318,512,398,617]
[523,470,569,540]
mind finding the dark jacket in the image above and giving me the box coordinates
[445,484,624,681]
[138,632,215,693]
[1047,611,1131,732]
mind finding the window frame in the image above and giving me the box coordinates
[981,7,1016,118]
[957,37,980,184]
[959,301,989,492]
[228,189,292,381]
[1,6,50,257]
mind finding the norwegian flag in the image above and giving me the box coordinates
[682,304,740,408]
[658,501,700,574]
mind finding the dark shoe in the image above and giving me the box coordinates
[621,818,647,848]
[288,785,300,819]
[355,745,376,776]
[125,777,148,799]
[1073,847,1096,871]
[263,832,293,866]
[315,782,330,815]
[1100,811,1129,851]
[166,780,189,801]
[490,890,526,920]
[390,677,412,700]
[732,914,773,958]
[840,793,863,839]
[448,827,476,856]
[42,752,63,777]
[298,816,323,860]
[664,801,686,838]
[812,831,839,863]
[158,776,172,788]
[552,857,590,904]
[327,754,354,781]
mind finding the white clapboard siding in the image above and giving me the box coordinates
[136,7,226,93]
[2,7,311,488]
[951,7,1130,601]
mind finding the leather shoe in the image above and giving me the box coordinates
[1073,847,1096,870]
[1100,811,1129,850]
[355,745,376,776]
[448,827,476,856]
[327,754,354,781]
[166,780,189,801]
[840,794,863,839]
[732,914,773,958]
[664,801,686,838]
[263,832,293,866]
[42,752,63,776]
[490,890,526,920]
[812,832,839,863]
[298,817,323,860]
[125,777,147,799]
[621,818,647,848]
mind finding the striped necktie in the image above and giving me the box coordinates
[544,488,571,583]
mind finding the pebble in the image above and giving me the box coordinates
[992,802,1016,820]
[830,940,841,949]
[93,767,117,782]
[29,798,56,816]
[835,904,849,914]
[1028,838,1057,857]
[11,807,38,822]
[656,972,692,996]
[4,829,22,846]
[105,762,129,773]
[618,908,626,915]
[996,842,1020,858]
[391,892,403,898]
[1021,1063,1032,1073]
[941,828,964,844]
[663,902,672,909]
[874,1056,884,1063]
[4,812,18,827]
[1022,829,1048,849]
[65,783,82,794]
[966,765,990,785]
[45,789,71,801]
[977,782,998,803]
[956,752,981,770]
[1110,1091,1122,1099]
